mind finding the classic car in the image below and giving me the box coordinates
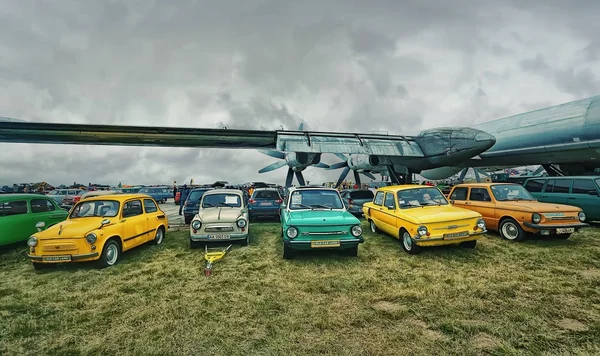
[183,187,214,225]
[1,194,69,247]
[27,194,168,269]
[138,186,171,203]
[280,186,364,259]
[189,189,249,247]
[363,185,486,254]
[448,183,588,241]
[339,189,375,216]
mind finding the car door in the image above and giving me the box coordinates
[465,187,496,229]
[569,178,600,220]
[449,187,469,208]
[30,198,67,227]
[143,198,166,240]
[368,191,386,229]
[0,199,30,245]
[379,192,398,236]
[120,199,150,250]
[544,179,572,204]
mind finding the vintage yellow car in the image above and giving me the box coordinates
[363,185,486,254]
[448,183,588,241]
[27,194,168,270]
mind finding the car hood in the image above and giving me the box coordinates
[36,218,105,239]
[288,210,359,226]
[405,206,481,224]
[199,207,245,222]
[497,201,581,213]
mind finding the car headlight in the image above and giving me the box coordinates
[237,219,247,228]
[86,233,97,244]
[286,226,298,239]
[532,213,541,224]
[477,218,486,229]
[578,211,586,222]
[191,220,201,230]
[417,225,428,236]
[27,236,38,247]
[351,225,362,237]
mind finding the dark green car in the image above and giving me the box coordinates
[0,194,69,247]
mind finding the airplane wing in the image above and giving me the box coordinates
[0,120,425,157]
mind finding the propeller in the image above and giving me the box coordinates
[328,154,377,188]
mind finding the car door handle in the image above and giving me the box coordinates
[121,219,126,222]
[568,197,576,199]
[465,202,471,205]
[541,195,548,198]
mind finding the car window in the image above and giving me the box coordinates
[254,190,281,199]
[143,199,158,213]
[202,193,242,208]
[571,179,596,194]
[384,193,396,208]
[288,190,344,210]
[31,199,56,213]
[469,188,491,202]
[0,200,28,216]
[398,187,448,207]
[123,200,143,217]
[373,191,384,205]
[188,190,210,201]
[450,187,468,200]
[553,180,571,193]
[544,180,555,192]
[524,179,545,193]
[349,190,375,199]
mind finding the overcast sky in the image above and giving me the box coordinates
[1,0,599,187]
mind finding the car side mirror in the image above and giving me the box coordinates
[449,200,455,204]
[101,219,110,227]
[387,205,395,210]
[588,190,598,196]
[35,221,45,232]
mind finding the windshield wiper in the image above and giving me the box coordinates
[310,204,332,210]
[203,203,215,207]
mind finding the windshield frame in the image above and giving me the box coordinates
[201,193,243,209]
[490,184,536,201]
[396,187,449,209]
[68,199,121,219]
[287,189,345,211]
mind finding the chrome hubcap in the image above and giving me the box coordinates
[156,229,163,244]
[370,221,376,233]
[106,244,118,265]
[403,232,412,250]
[502,223,518,240]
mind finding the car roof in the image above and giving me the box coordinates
[190,187,214,191]
[203,189,243,195]
[83,193,154,202]
[0,193,52,201]
[375,184,440,193]
[253,187,279,191]
[288,186,337,192]
[452,183,521,187]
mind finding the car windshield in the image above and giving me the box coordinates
[491,184,535,201]
[396,187,448,208]
[253,190,281,199]
[349,190,374,199]
[69,200,120,218]
[188,190,210,201]
[202,193,242,208]
[289,189,344,210]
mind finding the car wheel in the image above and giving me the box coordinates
[460,240,477,248]
[190,240,202,249]
[283,243,294,259]
[499,218,525,241]
[370,220,379,234]
[243,235,250,246]
[153,227,165,245]
[184,216,192,225]
[557,233,572,240]
[97,239,120,268]
[32,262,50,271]
[401,229,421,254]
[343,245,358,257]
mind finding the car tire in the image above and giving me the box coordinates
[184,216,192,225]
[283,243,294,259]
[243,235,250,246]
[557,233,572,240]
[190,240,202,249]
[97,239,120,268]
[343,245,358,257]
[401,229,421,255]
[499,218,525,241]
[460,240,477,248]
[32,262,50,271]
[153,227,165,245]
[369,220,380,234]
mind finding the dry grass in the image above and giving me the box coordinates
[1,221,600,355]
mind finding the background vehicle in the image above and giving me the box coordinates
[138,186,171,203]
[183,187,214,224]
[339,189,374,216]
[248,188,283,220]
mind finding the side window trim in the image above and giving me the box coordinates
[374,191,385,206]
[384,193,396,208]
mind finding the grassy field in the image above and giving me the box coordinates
[1,221,600,356]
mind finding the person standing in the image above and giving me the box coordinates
[178,184,190,215]
[173,184,178,200]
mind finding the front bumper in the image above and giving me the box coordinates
[190,233,248,242]
[413,230,486,246]
[523,222,588,233]
[284,236,364,250]
[28,252,99,263]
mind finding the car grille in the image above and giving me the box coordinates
[42,242,78,252]
[302,231,345,235]
[547,216,577,221]
[204,226,234,232]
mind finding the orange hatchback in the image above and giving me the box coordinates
[447,183,588,241]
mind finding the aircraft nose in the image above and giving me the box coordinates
[474,131,496,149]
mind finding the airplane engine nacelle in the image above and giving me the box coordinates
[286,152,321,167]
[419,166,464,180]
[347,154,381,171]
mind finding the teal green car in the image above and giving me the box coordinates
[0,194,69,247]
[280,187,364,259]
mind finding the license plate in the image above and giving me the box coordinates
[556,228,575,234]
[208,234,230,239]
[310,240,340,248]
[42,255,72,262]
[260,202,272,206]
[443,231,469,239]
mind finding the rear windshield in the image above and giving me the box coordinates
[349,190,374,199]
[188,190,210,201]
[254,190,281,199]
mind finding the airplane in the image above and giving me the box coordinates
[419,95,600,180]
[327,153,387,188]
[0,117,496,184]
[257,123,330,187]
